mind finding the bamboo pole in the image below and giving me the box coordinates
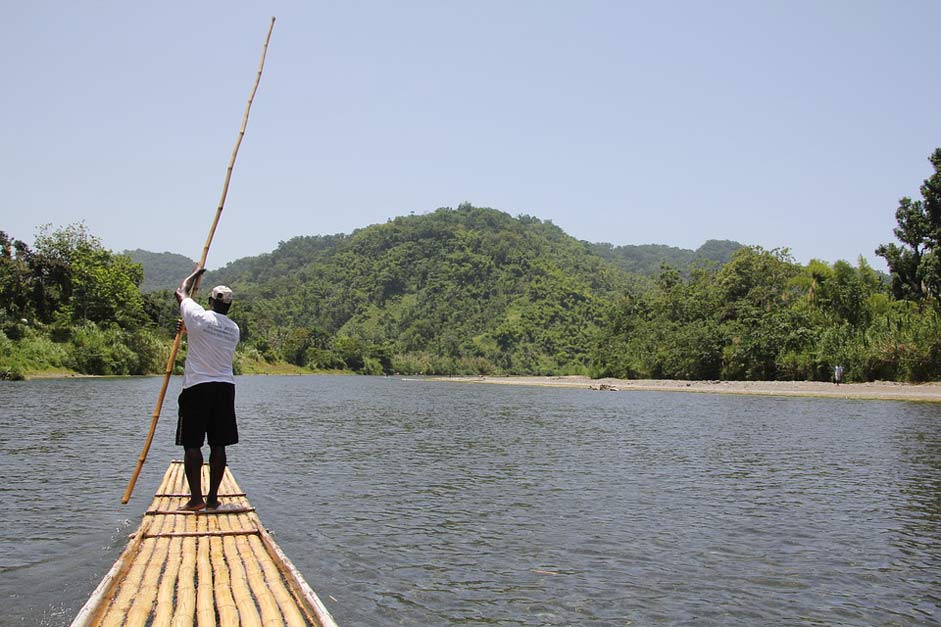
[253,523,338,627]
[122,16,276,504]
[248,533,309,627]
[219,516,262,627]
[174,535,198,627]
[70,528,146,627]
[125,515,174,627]
[232,520,283,626]
[153,535,183,626]
[210,534,239,626]
[100,532,159,626]
[196,522,215,626]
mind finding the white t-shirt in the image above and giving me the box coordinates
[180,297,240,389]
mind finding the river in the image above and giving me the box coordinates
[1,375,939,625]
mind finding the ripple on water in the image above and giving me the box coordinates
[2,376,941,625]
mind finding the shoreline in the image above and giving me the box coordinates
[16,371,941,403]
[432,375,941,403]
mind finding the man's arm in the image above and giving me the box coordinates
[176,268,206,304]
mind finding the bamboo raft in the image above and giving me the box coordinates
[72,461,338,627]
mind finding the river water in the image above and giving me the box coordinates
[1,375,939,626]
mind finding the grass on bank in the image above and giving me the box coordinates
[1,328,352,381]
[234,352,347,376]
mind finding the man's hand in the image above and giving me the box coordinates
[175,267,206,303]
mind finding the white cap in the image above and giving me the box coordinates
[210,285,233,304]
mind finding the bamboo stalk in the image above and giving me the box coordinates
[155,493,247,498]
[77,461,337,627]
[70,528,146,627]
[122,16,277,504]
[173,535,198,627]
[145,507,255,516]
[198,16,277,273]
[196,521,216,626]
[186,492,200,535]
[153,536,183,626]
[230,518,283,626]
[255,526,339,627]
[219,515,262,627]
[210,535,239,626]
[224,470,243,500]
[144,529,260,539]
[125,515,175,627]
[246,532,310,627]
[100,534,159,626]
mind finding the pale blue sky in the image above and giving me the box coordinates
[3,1,939,270]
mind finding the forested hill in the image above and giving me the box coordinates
[590,239,743,276]
[116,204,928,382]
[129,210,742,292]
[201,204,645,374]
[118,205,744,375]
[124,249,197,292]
[8,148,941,382]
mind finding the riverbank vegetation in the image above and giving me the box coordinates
[4,149,940,383]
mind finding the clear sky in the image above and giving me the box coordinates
[3,1,939,270]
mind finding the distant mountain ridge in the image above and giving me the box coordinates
[589,239,744,276]
[123,249,197,292]
[129,219,743,292]
[122,248,196,292]
[125,205,746,374]
[8,203,922,382]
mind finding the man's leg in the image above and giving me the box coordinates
[206,445,226,509]
[182,447,205,510]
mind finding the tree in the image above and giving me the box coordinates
[800,257,884,327]
[31,223,147,328]
[0,232,34,323]
[876,148,941,302]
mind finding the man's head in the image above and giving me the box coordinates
[209,285,233,314]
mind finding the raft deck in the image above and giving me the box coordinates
[72,461,338,627]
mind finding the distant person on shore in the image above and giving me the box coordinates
[175,268,240,512]
[834,364,844,385]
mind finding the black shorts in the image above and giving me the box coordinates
[176,382,238,448]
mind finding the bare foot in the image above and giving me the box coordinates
[178,500,206,512]
[205,499,221,511]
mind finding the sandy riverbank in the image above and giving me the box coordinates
[432,375,941,403]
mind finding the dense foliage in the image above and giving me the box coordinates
[591,248,941,382]
[4,150,941,383]
[208,205,636,376]
[876,148,941,302]
[0,224,167,379]
[590,239,742,276]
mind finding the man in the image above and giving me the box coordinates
[175,267,240,512]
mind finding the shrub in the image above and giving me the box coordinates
[66,324,143,375]
[0,331,24,379]
[0,329,69,375]
[360,356,385,376]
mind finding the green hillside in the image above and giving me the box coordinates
[207,204,640,375]
[124,249,196,292]
[11,145,939,382]
[6,169,941,383]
